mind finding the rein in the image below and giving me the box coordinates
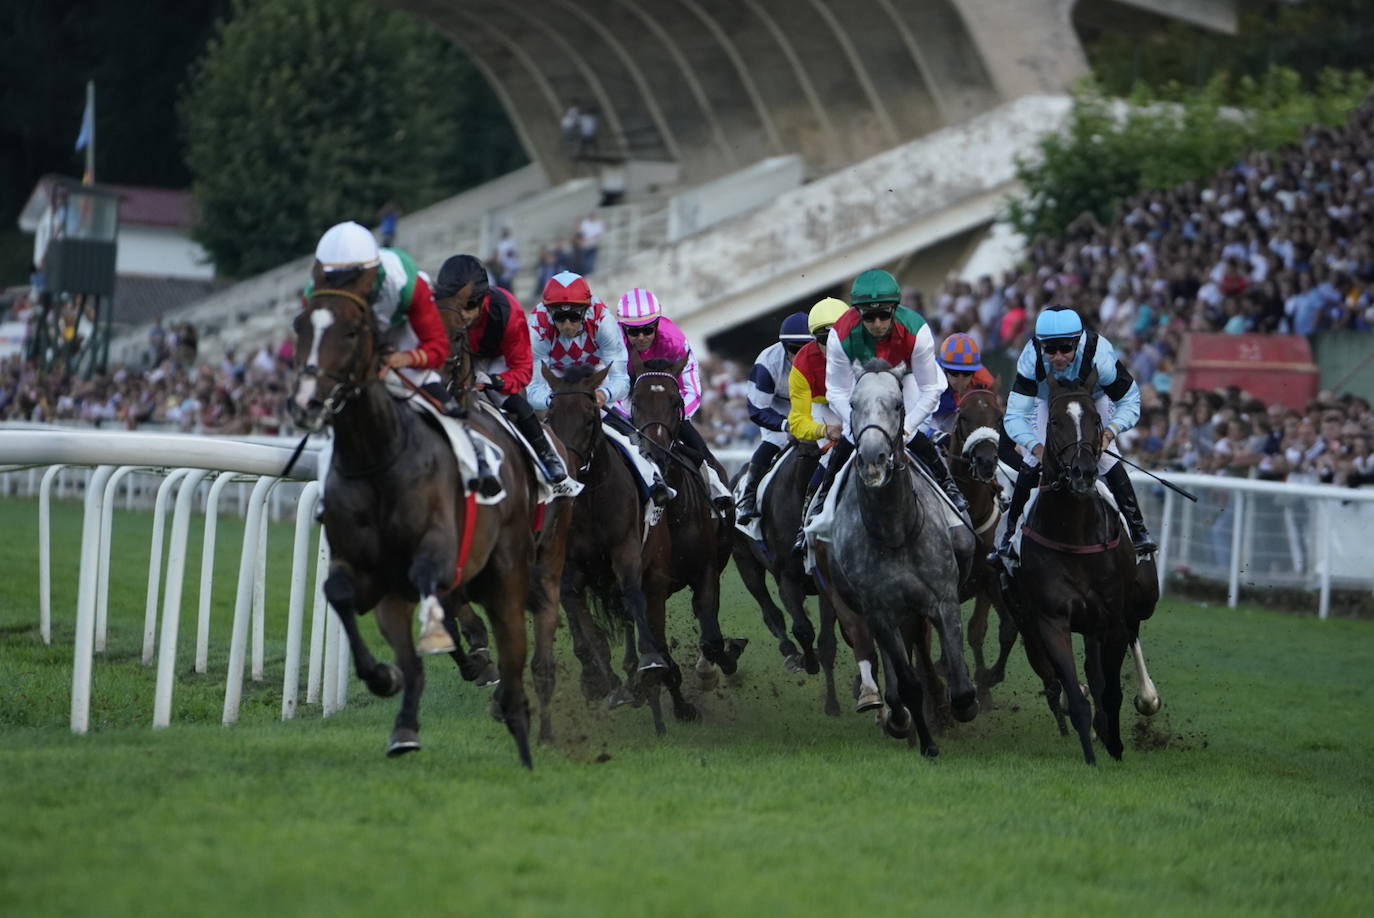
[548,389,601,476]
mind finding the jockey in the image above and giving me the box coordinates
[787,296,848,550]
[736,311,812,522]
[935,330,1024,476]
[811,269,968,520]
[526,271,671,505]
[309,221,456,413]
[614,287,733,513]
[996,305,1155,561]
[431,254,567,483]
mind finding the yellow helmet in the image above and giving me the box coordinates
[808,297,849,334]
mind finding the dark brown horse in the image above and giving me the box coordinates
[629,355,747,688]
[730,442,847,716]
[1012,371,1158,764]
[289,284,540,765]
[946,389,1019,698]
[543,363,698,735]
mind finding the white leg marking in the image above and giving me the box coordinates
[858,659,878,694]
[1131,640,1161,713]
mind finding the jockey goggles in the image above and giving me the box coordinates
[625,320,659,337]
[860,308,894,322]
[550,306,587,323]
[1042,339,1077,355]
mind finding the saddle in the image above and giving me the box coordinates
[732,443,795,541]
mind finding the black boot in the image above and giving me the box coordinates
[793,479,821,553]
[421,381,465,418]
[515,412,568,482]
[737,442,780,522]
[991,463,1039,566]
[1104,462,1157,554]
[910,432,968,513]
[649,471,671,506]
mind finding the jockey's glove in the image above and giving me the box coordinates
[488,374,506,392]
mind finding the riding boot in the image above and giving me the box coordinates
[421,381,465,418]
[793,479,821,553]
[991,463,1039,567]
[738,441,781,522]
[909,432,968,513]
[514,412,568,482]
[1104,462,1158,554]
[649,471,672,506]
[703,462,735,514]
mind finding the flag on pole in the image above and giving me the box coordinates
[74,96,93,152]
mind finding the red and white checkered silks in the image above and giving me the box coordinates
[615,287,663,325]
[534,298,609,372]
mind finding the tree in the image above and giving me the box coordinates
[180,0,523,278]
[1007,68,1372,241]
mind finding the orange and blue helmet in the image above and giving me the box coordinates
[938,333,982,371]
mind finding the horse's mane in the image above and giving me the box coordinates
[641,357,677,373]
[560,363,600,384]
[861,358,894,374]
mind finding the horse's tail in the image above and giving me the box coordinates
[585,575,629,638]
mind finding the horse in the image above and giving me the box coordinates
[629,354,747,690]
[438,322,574,746]
[288,285,540,765]
[541,362,700,735]
[1012,370,1160,764]
[730,442,848,716]
[945,389,1019,699]
[825,360,978,757]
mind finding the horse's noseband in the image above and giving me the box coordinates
[854,422,903,475]
[631,371,683,449]
[1046,393,1101,492]
[549,388,601,475]
[299,288,375,413]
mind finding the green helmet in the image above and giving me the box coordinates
[850,269,901,308]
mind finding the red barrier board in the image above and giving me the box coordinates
[1172,333,1318,410]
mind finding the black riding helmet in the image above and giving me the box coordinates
[433,254,491,302]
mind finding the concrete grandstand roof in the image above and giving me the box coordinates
[384,0,1235,186]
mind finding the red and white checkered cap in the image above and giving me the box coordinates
[541,271,592,307]
[615,287,662,325]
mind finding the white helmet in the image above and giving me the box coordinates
[315,221,380,271]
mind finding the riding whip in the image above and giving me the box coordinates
[1104,449,1198,502]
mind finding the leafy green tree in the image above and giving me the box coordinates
[1007,68,1372,240]
[180,0,523,278]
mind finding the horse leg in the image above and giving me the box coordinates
[1099,632,1129,760]
[528,584,560,747]
[778,575,818,675]
[454,602,498,686]
[692,572,745,677]
[911,618,950,730]
[830,588,881,713]
[322,566,401,697]
[876,624,937,758]
[409,552,457,656]
[987,588,1019,689]
[483,571,534,770]
[561,570,620,703]
[1130,637,1162,716]
[733,540,798,666]
[1039,615,1095,764]
[968,591,992,694]
[374,596,425,756]
[615,544,666,672]
[932,597,978,723]
[817,591,841,717]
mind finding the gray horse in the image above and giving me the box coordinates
[827,360,979,756]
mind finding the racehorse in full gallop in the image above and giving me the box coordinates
[826,360,978,757]
[289,286,542,765]
[1011,371,1161,764]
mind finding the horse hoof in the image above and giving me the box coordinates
[674,702,700,723]
[802,650,820,675]
[417,629,457,656]
[783,653,805,675]
[476,664,501,688]
[920,741,940,760]
[881,705,913,739]
[854,688,882,714]
[952,692,979,723]
[1134,694,1161,716]
[488,695,506,723]
[638,653,668,672]
[369,663,403,698]
[386,729,421,757]
[607,684,638,709]
[696,658,720,691]
[824,696,841,717]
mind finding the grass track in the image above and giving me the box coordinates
[1,497,1371,917]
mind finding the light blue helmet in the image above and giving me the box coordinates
[1034,306,1083,341]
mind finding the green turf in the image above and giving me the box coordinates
[1,496,1371,917]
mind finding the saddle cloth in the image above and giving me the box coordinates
[732,443,795,541]
[601,424,666,536]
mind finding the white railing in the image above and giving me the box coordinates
[0,429,350,734]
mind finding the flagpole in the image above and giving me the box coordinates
[84,80,95,185]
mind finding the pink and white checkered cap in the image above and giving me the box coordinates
[615,287,663,325]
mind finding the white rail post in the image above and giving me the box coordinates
[38,464,68,645]
[222,476,277,725]
[96,466,142,652]
[151,469,211,728]
[306,533,330,706]
[1318,497,1333,620]
[252,490,272,681]
[142,468,193,665]
[281,482,321,720]
[70,464,116,734]
[195,473,238,673]
[1227,492,1246,609]
[1157,487,1175,597]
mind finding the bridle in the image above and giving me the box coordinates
[548,387,601,476]
[630,371,685,462]
[441,323,476,395]
[1044,389,1102,492]
[298,288,374,415]
[853,421,904,482]
[950,389,1001,483]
